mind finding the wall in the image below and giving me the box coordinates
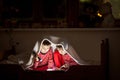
[0,28,120,80]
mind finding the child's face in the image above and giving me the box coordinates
[57,47,66,55]
[41,45,51,53]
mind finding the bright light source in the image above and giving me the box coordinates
[97,12,102,17]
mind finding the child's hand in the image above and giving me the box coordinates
[60,64,70,71]
[35,56,39,61]
[62,64,69,68]
[55,67,61,71]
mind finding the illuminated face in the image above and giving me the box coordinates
[40,45,51,53]
[57,47,66,55]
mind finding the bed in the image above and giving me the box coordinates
[0,39,109,80]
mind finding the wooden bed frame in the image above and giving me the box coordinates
[0,39,109,80]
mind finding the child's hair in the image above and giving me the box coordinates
[56,44,63,49]
[42,40,51,45]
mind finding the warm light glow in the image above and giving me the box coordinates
[97,12,102,17]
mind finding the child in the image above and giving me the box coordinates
[26,39,55,71]
[54,44,78,71]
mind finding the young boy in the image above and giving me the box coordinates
[54,44,78,71]
[27,39,55,71]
